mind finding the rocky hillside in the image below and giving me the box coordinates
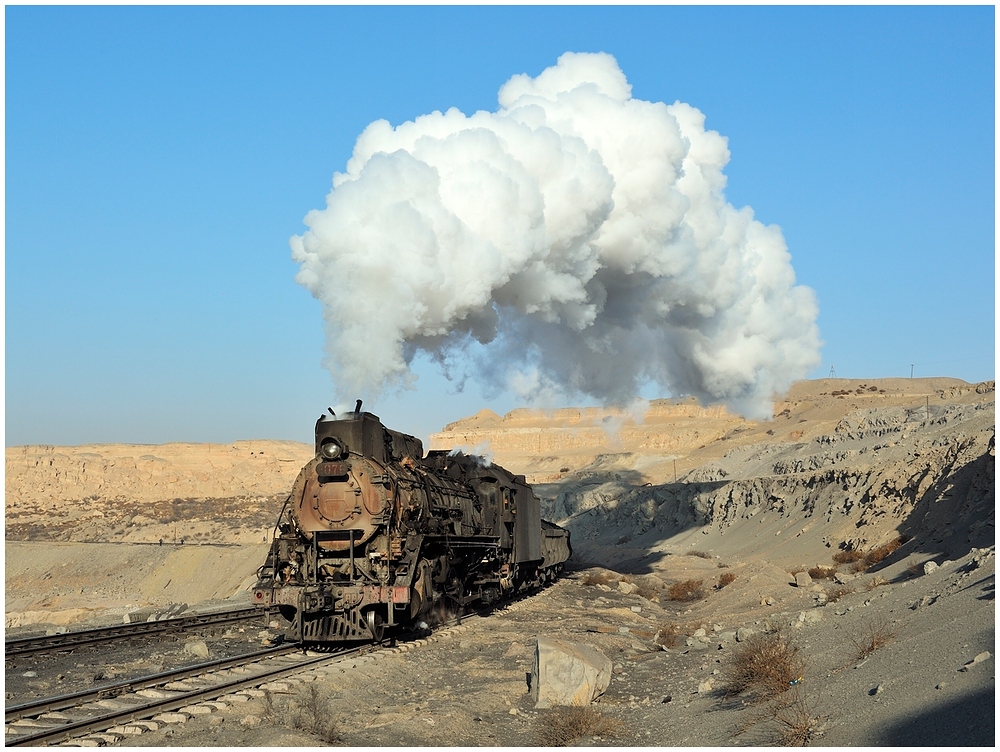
[431,378,995,571]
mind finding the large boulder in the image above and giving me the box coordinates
[531,637,612,708]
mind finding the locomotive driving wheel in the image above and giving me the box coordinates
[366,608,385,642]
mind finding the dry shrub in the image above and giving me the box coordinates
[735,687,826,746]
[807,565,837,580]
[850,614,896,660]
[863,536,905,567]
[654,623,685,648]
[289,683,339,743]
[832,548,864,565]
[866,576,888,590]
[724,631,805,702]
[534,705,622,746]
[717,572,738,589]
[632,575,664,601]
[667,579,706,602]
[686,550,712,559]
[851,559,872,574]
[824,585,853,603]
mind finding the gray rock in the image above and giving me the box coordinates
[531,637,612,709]
[184,640,210,659]
[735,627,756,642]
[618,581,639,595]
[959,651,991,671]
[834,572,856,584]
[794,571,813,588]
[923,561,939,575]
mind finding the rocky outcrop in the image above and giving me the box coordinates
[531,637,612,708]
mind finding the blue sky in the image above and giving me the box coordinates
[6,5,995,447]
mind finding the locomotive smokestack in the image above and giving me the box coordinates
[354,399,363,416]
[291,52,821,419]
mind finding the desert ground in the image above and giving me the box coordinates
[4,377,994,746]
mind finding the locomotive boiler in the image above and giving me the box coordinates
[253,404,571,643]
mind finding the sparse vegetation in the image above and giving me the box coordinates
[667,579,706,601]
[850,614,896,660]
[717,572,737,589]
[686,550,712,559]
[862,536,906,567]
[832,548,864,565]
[807,565,837,580]
[534,705,622,746]
[654,622,685,648]
[824,585,853,603]
[734,686,826,746]
[724,631,805,702]
[256,684,339,743]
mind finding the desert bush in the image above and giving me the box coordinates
[850,614,896,660]
[733,686,826,746]
[686,550,712,559]
[632,575,664,601]
[724,631,805,702]
[667,579,706,602]
[288,683,339,743]
[863,536,905,567]
[824,585,853,603]
[654,623,684,648]
[534,705,622,746]
[866,576,888,590]
[832,548,864,565]
[807,565,837,580]
[717,572,738,589]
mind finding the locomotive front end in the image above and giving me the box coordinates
[254,409,416,642]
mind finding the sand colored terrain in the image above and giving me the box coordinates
[4,377,994,746]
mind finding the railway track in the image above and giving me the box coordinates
[5,643,363,746]
[5,607,271,659]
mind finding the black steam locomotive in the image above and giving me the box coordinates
[253,405,571,643]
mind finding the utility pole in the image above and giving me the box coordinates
[829,365,836,378]
[910,364,914,378]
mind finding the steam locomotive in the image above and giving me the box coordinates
[253,404,571,643]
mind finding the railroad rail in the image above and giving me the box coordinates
[5,607,271,658]
[5,643,362,746]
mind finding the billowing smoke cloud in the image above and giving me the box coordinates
[291,52,821,419]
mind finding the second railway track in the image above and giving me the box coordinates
[5,607,272,659]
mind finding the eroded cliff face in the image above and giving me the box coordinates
[5,440,313,544]
[431,378,995,568]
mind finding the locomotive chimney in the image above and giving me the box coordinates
[354,399,363,416]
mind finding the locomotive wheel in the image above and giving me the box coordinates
[366,609,385,642]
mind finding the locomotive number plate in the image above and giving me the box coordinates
[317,461,348,477]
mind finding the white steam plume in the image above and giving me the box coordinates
[291,52,821,419]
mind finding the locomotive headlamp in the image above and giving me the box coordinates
[320,438,346,460]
